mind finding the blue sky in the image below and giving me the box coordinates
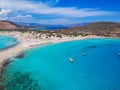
[0,0,120,24]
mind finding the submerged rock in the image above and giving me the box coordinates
[15,53,25,59]
[0,71,42,90]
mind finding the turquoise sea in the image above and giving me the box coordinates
[1,38,120,90]
[32,26,69,31]
[0,35,18,50]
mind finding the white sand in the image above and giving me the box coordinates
[0,31,101,70]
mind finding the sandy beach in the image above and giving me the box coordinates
[0,31,101,71]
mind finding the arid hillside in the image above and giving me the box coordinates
[0,21,18,30]
[60,22,120,37]
[0,21,120,38]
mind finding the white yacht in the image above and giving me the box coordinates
[69,57,74,63]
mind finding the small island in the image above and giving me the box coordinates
[0,20,120,90]
[0,21,120,70]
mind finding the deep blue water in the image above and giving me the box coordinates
[32,26,69,31]
[2,38,120,90]
[0,35,19,50]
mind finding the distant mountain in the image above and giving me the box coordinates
[1,21,88,30]
[36,24,72,30]
[64,23,89,27]
[14,22,69,30]
[14,22,88,30]
[0,20,18,30]
[14,22,42,27]
[15,22,88,27]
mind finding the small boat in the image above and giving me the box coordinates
[118,53,120,56]
[82,52,86,56]
[69,57,74,63]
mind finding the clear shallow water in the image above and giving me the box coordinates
[1,38,120,90]
[0,35,18,50]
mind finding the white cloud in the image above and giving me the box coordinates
[44,0,60,6]
[17,14,32,18]
[8,15,33,22]
[0,0,118,19]
[0,8,11,20]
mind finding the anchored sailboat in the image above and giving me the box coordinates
[69,57,74,63]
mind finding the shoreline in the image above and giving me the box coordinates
[0,42,20,52]
[0,31,105,71]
